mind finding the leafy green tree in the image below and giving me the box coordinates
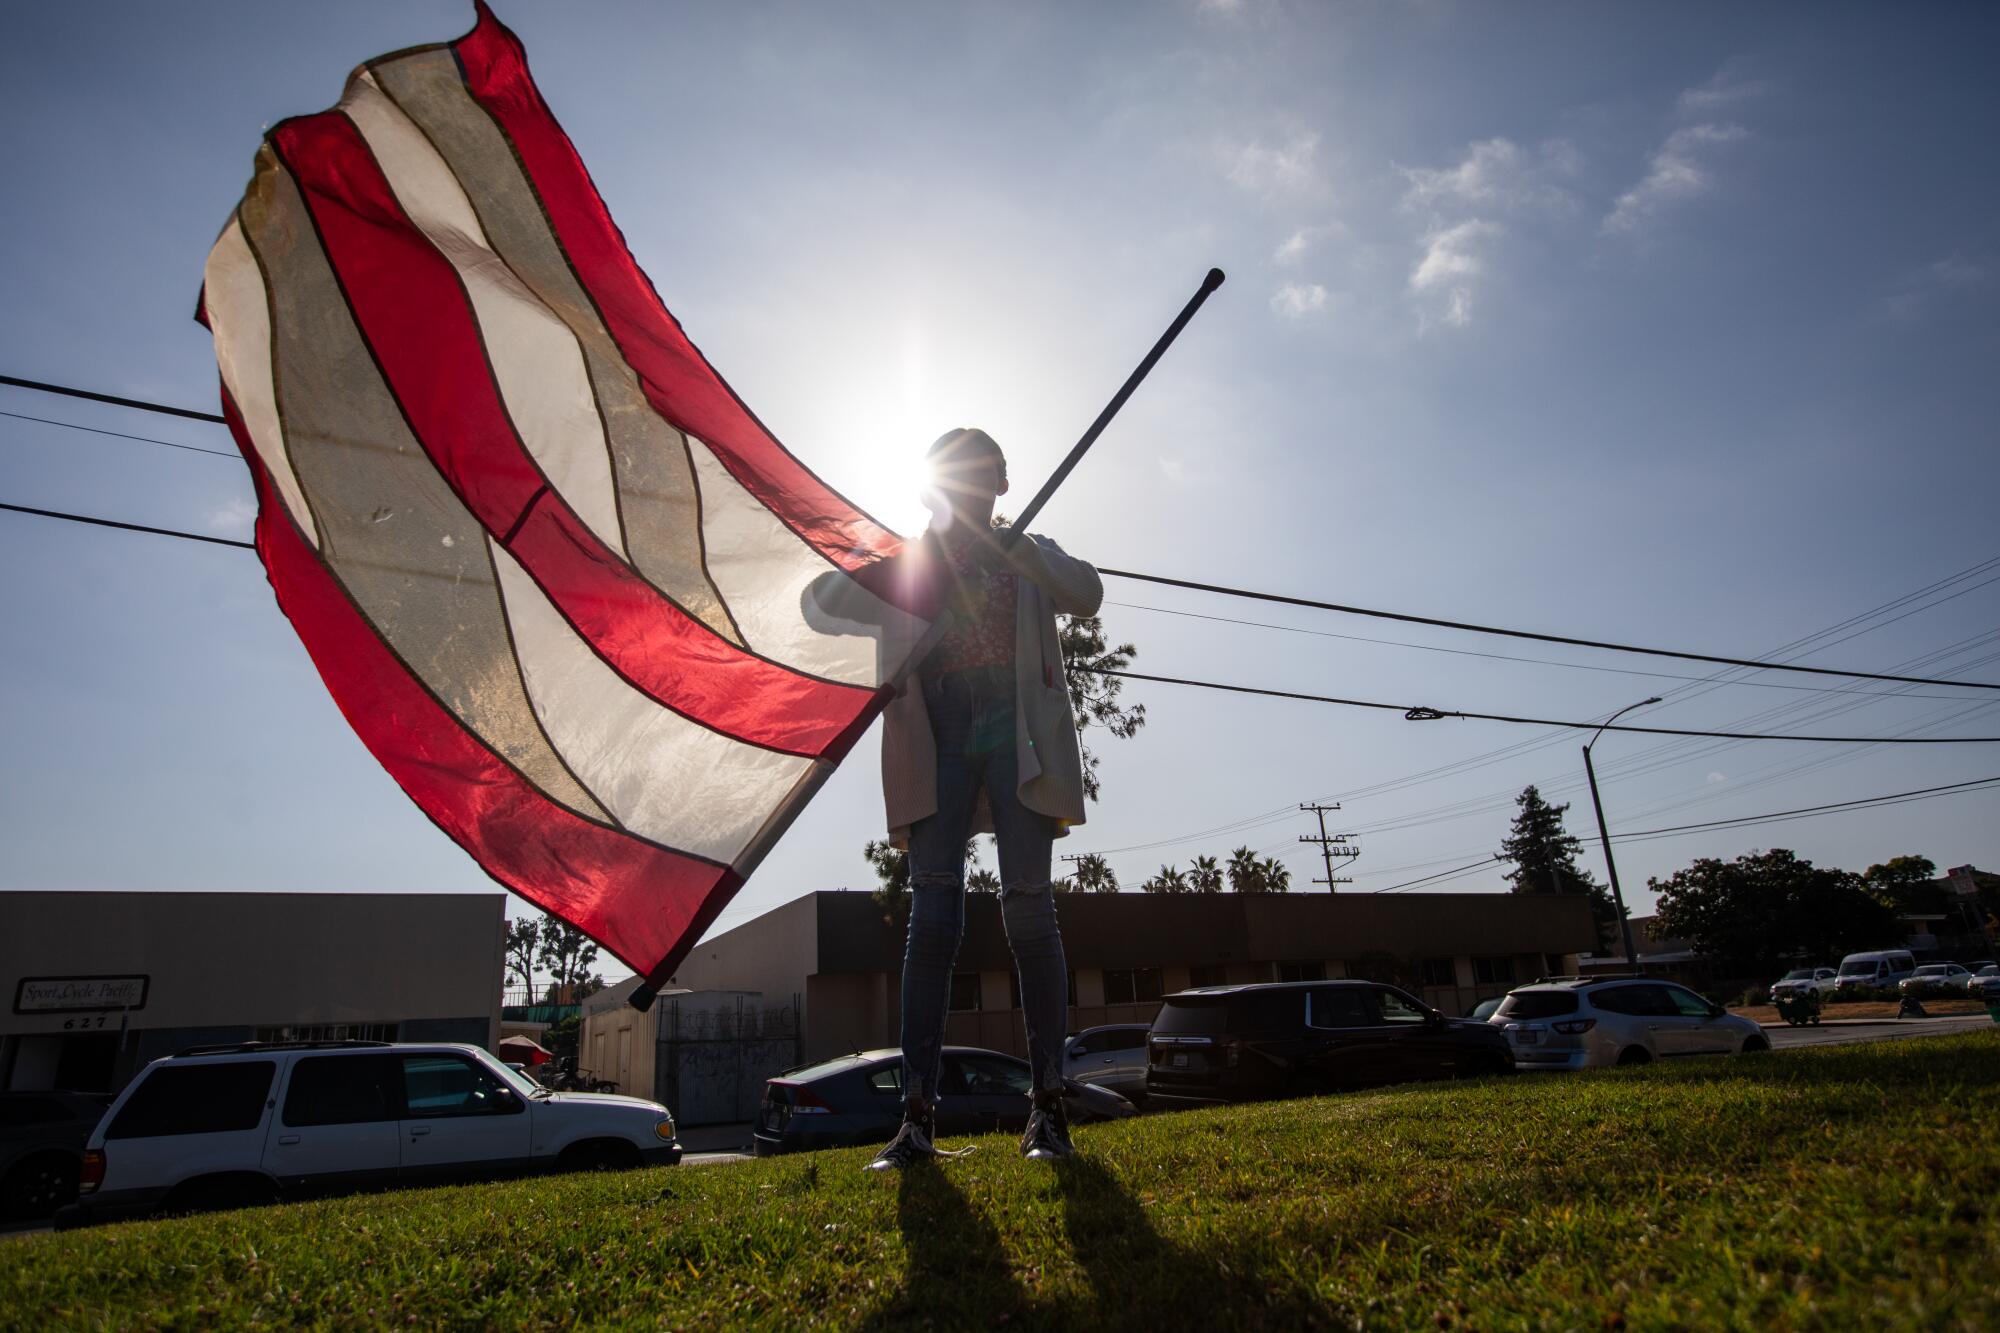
[1142,864,1191,894]
[534,915,604,1003]
[1261,857,1292,894]
[1500,785,1620,949]
[1862,855,1943,915]
[1189,854,1224,895]
[1058,614,1145,803]
[968,867,1002,894]
[503,916,540,997]
[1068,852,1120,894]
[1228,846,1267,894]
[1650,849,1896,977]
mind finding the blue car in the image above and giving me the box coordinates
[752,1046,1135,1156]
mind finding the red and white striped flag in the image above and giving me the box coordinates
[198,4,937,997]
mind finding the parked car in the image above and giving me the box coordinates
[1834,949,1917,994]
[1899,963,1974,997]
[1143,981,1512,1110]
[1769,967,1837,999]
[1062,1024,1152,1106]
[1466,998,1503,1022]
[752,1047,1135,1156]
[58,1040,680,1228]
[1,1091,114,1221]
[1496,978,1768,1070]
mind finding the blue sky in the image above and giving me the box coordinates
[4,2,1996,974]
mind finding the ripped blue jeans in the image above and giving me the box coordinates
[900,665,1069,1104]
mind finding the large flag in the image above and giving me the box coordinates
[198,3,936,1000]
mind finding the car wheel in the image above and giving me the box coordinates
[1741,1035,1771,1054]
[2,1152,80,1221]
[1615,1046,1653,1067]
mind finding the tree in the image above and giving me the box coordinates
[1499,785,1620,949]
[865,838,980,912]
[504,917,540,997]
[1189,854,1224,895]
[1068,852,1120,894]
[968,867,1002,894]
[1862,855,1943,915]
[1222,847,1293,894]
[535,915,604,1004]
[1059,614,1146,803]
[1650,848,1896,977]
[1142,864,1191,894]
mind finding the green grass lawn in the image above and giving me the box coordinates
[8,1033,1998,1330]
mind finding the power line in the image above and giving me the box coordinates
[1373,773,2000,892]
[1102,599,1983,700]
[1,409,243,460]
[4,497,1997,746]
[0,373,226,424]
[1080,666,2000,744]
[6,371,1997,693]
[0,501,254,550]
[1098,567,2000,691]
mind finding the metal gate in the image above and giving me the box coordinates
[655,993,801,1126]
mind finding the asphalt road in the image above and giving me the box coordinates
[1763,1011,1993,1050]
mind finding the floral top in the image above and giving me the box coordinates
[923,532,1017,675]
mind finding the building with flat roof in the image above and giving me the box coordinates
[665,889,1597,1065]
[2,891,505,1095]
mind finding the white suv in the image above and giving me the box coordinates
[1493,978,1768,1070]
[60,1040,680,1226]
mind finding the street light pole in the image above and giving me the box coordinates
[1583,696,1662,972]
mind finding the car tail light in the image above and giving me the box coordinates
[1219,1037,1242,1069]
[1551,1019,1596,1035]
[80,1148,105,1194]
[787,1085,834,1115]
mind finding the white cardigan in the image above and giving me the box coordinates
[880,532,1104,848]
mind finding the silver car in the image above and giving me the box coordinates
[1769,967,1837,999]
[1900,963,1973,996]
[1494,978,1769,1070]
[1968,966,2000,1003]
[1062,1024,1152,1106]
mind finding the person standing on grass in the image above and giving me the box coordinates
[866,427,1104,1170]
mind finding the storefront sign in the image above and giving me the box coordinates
[13,975,150,1014]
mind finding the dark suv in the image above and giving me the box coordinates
[1145,981,1512,1108]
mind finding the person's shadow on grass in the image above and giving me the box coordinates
[858,1164,1031,1331]
[1054,1155,1326,1329]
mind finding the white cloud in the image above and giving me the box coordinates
[1602,122,1748,234]
[1197,0,1246,13]
[1677,67,1768,116]
[1407,219,1497,327]
[207,495,257,537]
[1885,252,1996,318]
[1272,223,1339,265]
[1225,131,1322,198]
[1706,771,1727,785]
[1270,282,1328,317]
[1399,137,1578,214]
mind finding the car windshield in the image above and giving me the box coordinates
[1838,959,1880,976]
[1780,970,1814,980]
[486,1056,549,1098]
[1913,966,1949,976]
[1496,991,1580,1019]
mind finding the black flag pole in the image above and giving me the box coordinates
[1002,267,1225,546]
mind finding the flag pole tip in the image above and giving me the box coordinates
[1203,267,1226,292]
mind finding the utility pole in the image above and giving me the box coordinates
[1298,803,1360,892]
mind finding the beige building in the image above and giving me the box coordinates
[1,891,505,1094]
[663,889,1597,1067]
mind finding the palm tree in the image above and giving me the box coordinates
[1069,852,1120,894]
[1228,846,1265,894]
[1261,857,1292,894]
[1189,855,1224,894]
[1143,864,1190,894]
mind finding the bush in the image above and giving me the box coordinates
[1736,986,1770,1007]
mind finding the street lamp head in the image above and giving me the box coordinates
[1642,696,1663,706]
